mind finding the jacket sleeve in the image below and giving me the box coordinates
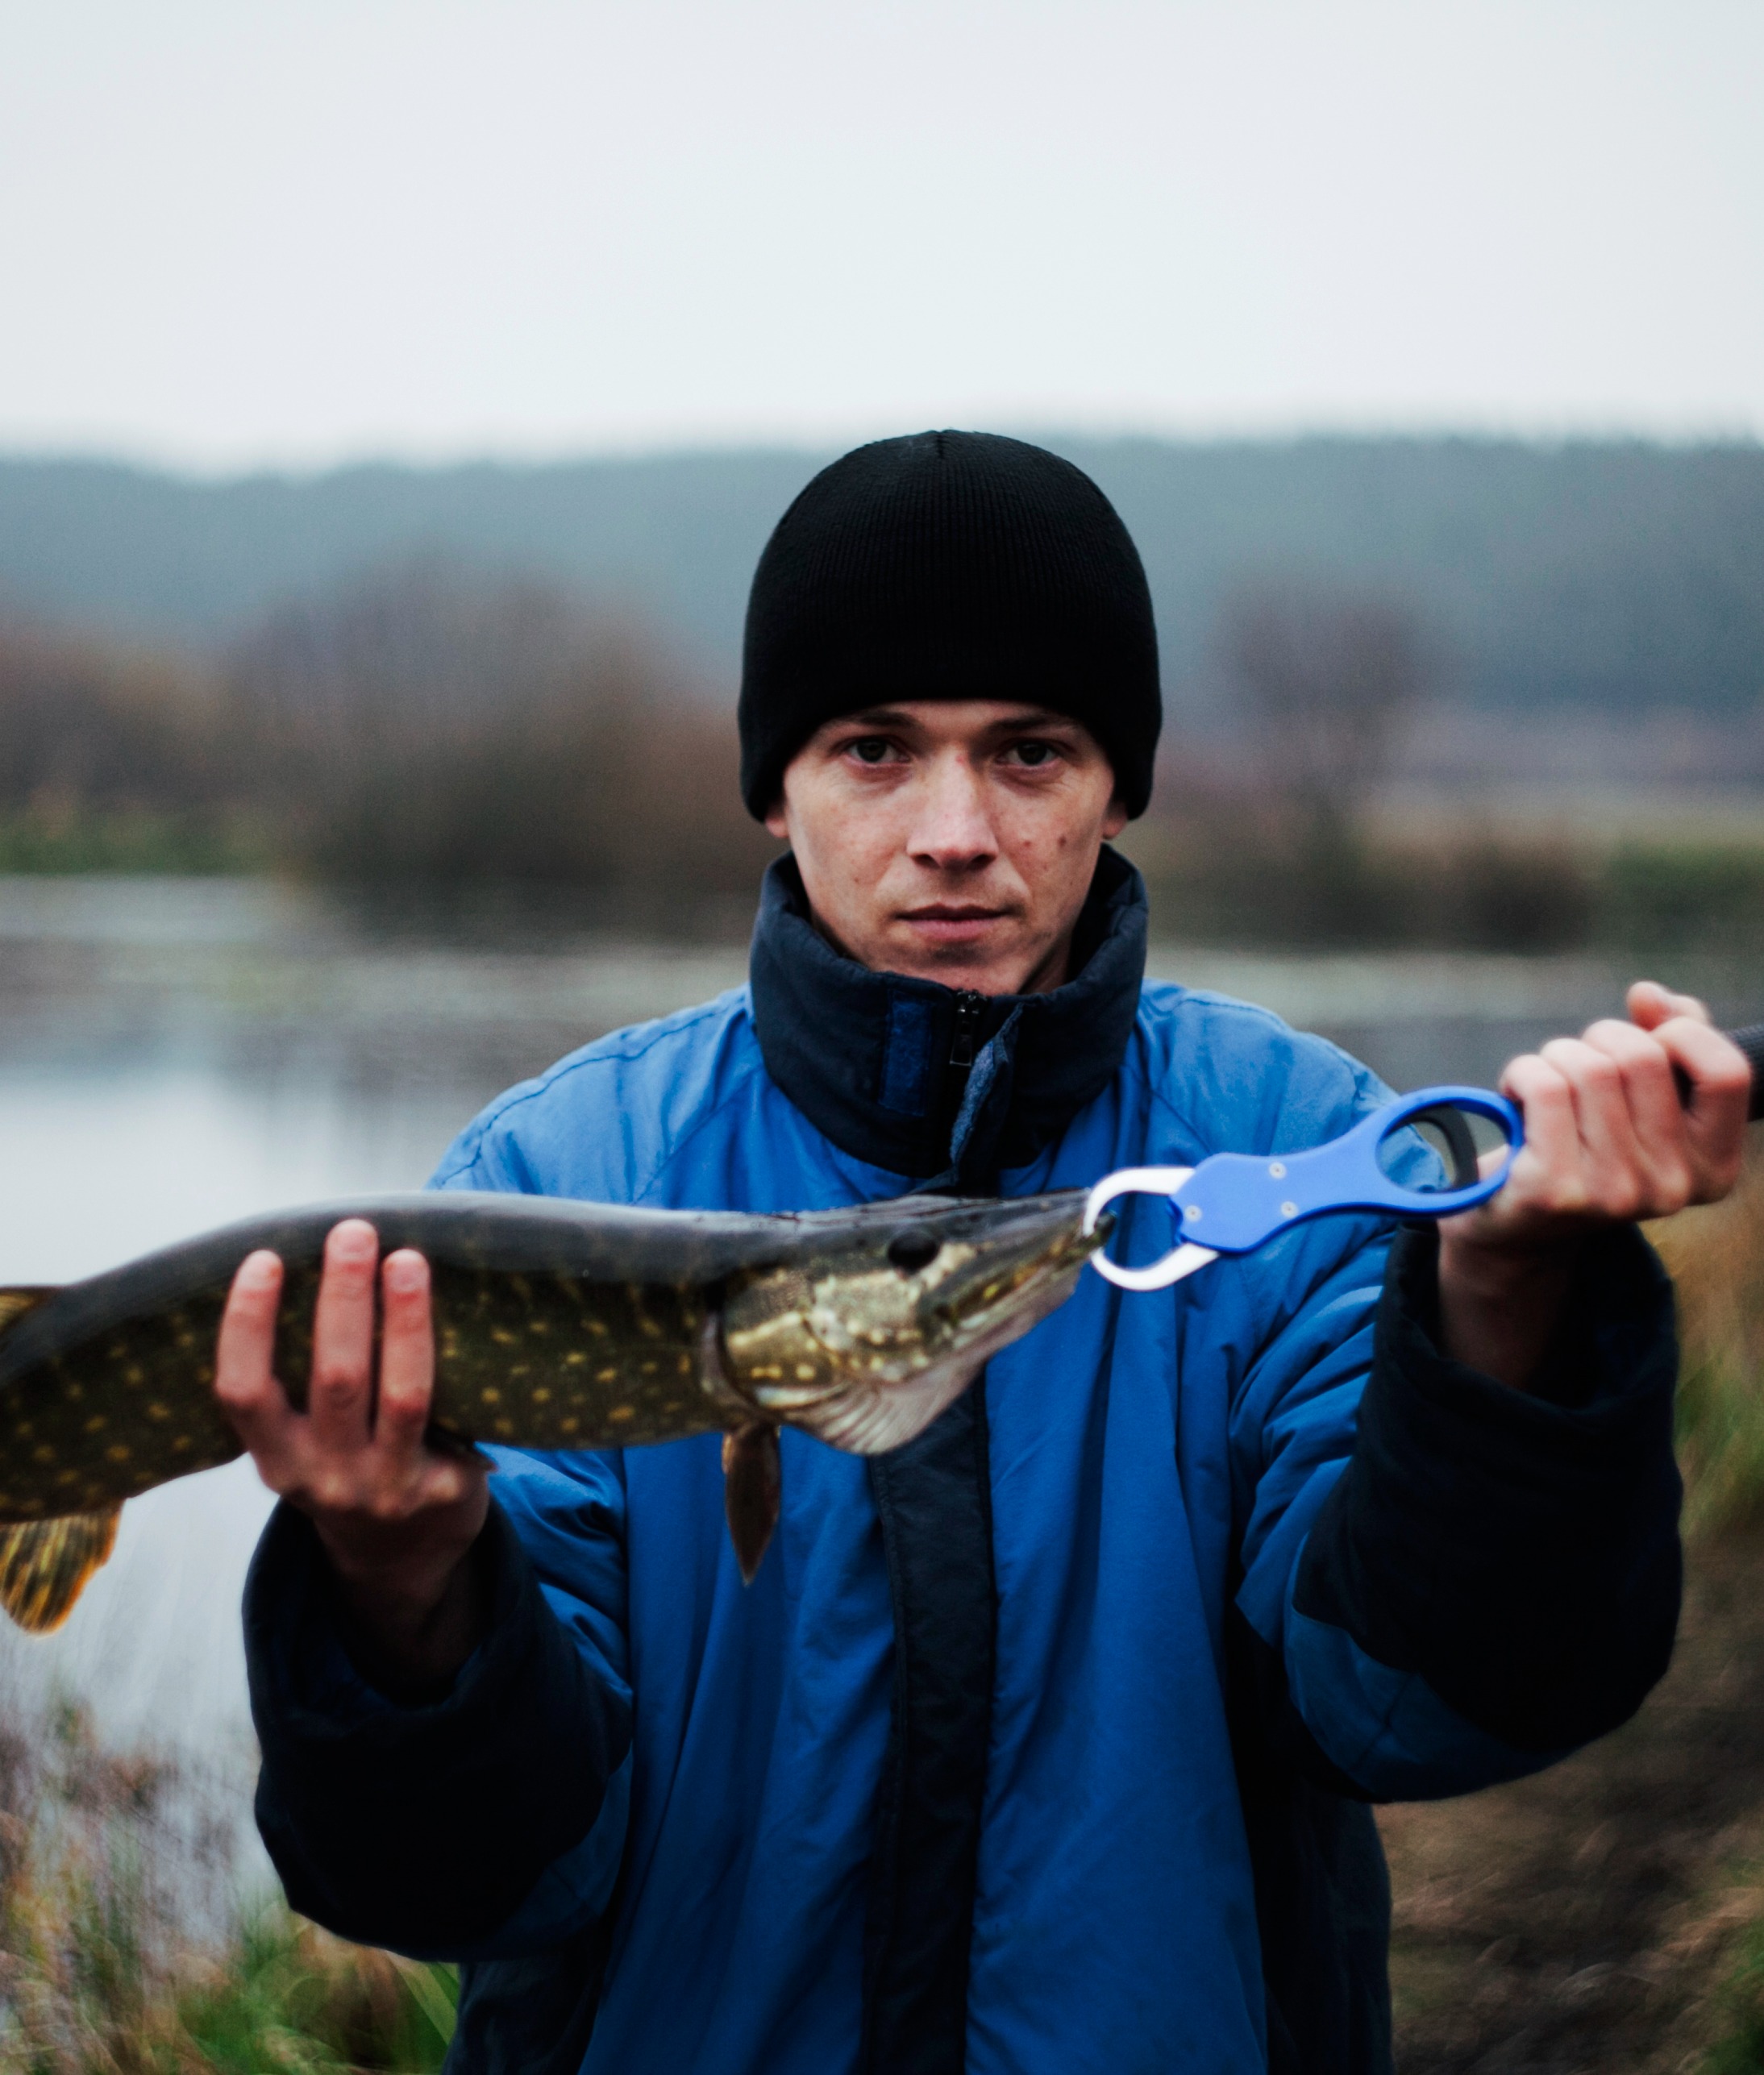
[1230,1218,1681,1803]
[246,1449,634,1959]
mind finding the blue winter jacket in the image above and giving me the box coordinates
[245,854,1681,2075]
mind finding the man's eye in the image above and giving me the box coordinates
[1005,741,1059,767]
[848,738,897,764]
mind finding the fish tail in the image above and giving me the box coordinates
[721,1423,781,1584]
[0,1508,123,1633]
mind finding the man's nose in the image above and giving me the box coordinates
[908,755,997,869]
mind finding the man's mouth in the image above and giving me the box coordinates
[897,904,1009,943]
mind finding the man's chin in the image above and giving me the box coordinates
[880,929,1037,996]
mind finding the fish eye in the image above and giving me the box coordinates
[886,1229,942,1275]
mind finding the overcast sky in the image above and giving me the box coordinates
[2,0,1759,471]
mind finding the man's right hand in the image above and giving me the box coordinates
[216,1216,491,1695]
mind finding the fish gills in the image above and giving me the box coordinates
[0,1507,122,1633]
[721,1424,782,1584]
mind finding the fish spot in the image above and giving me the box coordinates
[65,1383,83,1402]
[198,1366,214,1385]
[676,1354,692,1374]
[564,1352,587,1368]
[123,1366,145,1387]
[172,1437,193,1453]
[480,1388,501,1406]
[490,1329,517,1347]
[83,1416,106,1435]
[795,1363,818,1382]
[509,1364,530,1380]
[560,1416,580,1436]
[106,1342,127,1361]
[586,1318,608,1338]
[531,1388,551,1405]
[493,1420,514,1438]
[640,1361,657,1377]
[596,1367,617,1383]
[146,1403,171,1422]
[31,1445,54,1464]
[106,1445,131,1463]
[527,1319,549,1337]
[609,1406,634,1424]
[11,1423,30,1441]
[54,1469,78,1487]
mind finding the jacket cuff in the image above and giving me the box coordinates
[246,1496,630,1952]
[1293,1222,1682,1753]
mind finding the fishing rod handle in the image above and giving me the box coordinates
[1732,1024,1764,1123]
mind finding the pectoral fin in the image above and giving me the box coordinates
[721,1423,781,1585]
[0,1508,123,1633]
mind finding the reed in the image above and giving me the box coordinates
[0,1698,451,2073]
[1654,1137,1764,1541]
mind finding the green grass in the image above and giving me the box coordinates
[1704,1907,1764,2072]
[1656,1148,1764,1541]
[0,1701,454,2074]
[0,809,263,876]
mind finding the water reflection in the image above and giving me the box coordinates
[0,877,1754,1783]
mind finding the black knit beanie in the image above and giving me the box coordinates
[738,430,1162,819]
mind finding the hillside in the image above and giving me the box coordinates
[2,438,1760,718]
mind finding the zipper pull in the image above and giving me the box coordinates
[949,991,984,1068]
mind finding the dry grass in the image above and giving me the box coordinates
[0,1699,451,2074]
[1386,1130,1764,2073]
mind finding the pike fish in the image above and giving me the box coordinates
[0,1188,1106,1632]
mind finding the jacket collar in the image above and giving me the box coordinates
[748,847,1147,1187]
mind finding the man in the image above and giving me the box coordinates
[223,432,1750,2075]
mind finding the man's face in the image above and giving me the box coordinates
[764,701,1129,996]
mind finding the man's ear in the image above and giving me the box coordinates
[1102,797,1130,841]
[763,796,791,842]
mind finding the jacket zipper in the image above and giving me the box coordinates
[949,990,985,1068]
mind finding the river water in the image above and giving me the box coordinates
[0,876,1756,1795]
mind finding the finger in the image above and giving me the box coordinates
[1496,1053,1588,1215]
[1538,1035,1651,1219]
[1579,1017,1692,1208]
[1646,1016,1751,1199]
[214,1250,297,1472]
[412,1448,491,1517]
[309,1219,381,1453]
[1626,979,1710,1033]
[376,1250,435,1462]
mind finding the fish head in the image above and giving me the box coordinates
[718,1191,1109,1455]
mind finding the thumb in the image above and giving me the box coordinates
[1626,978,1709,1033]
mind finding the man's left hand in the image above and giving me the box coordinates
[1437,980,1752,1390]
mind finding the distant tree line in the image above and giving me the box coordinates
[0,563,776,911]
[3,439,1762,730]
[0,560,1758,954]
